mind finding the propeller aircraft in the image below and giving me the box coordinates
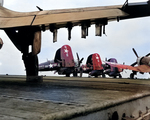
[104,48,150,79]
[104,58,123,78]
[39,45,83,77]
[1,0,150,81]
[80,53,105,78]
[80,53,123,78]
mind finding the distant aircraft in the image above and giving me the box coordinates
[1,0,150,80]
[80,54,123,78]
[0,38,3,49]
[80,53,105,78]
[104,58,123,78]
[104,48,150,79]
[39,45,83,77]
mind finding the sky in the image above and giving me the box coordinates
[0,0,150,78]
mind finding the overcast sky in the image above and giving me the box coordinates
[0,0,150,78]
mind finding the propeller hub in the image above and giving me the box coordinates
[136,56,144,65]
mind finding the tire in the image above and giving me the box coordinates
[119,74,122,78]
[94,75,98,78]
[66,73,70,77]
[113,76,116,78]
[102,74,105,78]
[73,72,77,77]
[130,73,134,79]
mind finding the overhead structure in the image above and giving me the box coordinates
[1,0,150,81]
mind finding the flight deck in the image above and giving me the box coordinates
[0,75,150,120]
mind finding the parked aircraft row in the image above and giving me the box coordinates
[39,45,122,78]
[39,45,150,79]
[1,0,150,80]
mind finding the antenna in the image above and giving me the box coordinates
[122,0,128,10]
[125,0,128,5]
[36,6,43,11]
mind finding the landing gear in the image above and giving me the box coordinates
[22,53,38,76]
[73,72,77,77]
[94,75,98,78]
[102,74,105,78]
[130,73,134,79]
[119,74,122,78]
[66,73,70,77]
[130,71,137,79]
[73,68,78,77]
[22,53,42,82]
[4,26,42,82]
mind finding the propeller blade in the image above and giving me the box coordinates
[132,48,139,58]
[76,53,84,67]
[36,6,43,11]
[131,62,137,66]
[76,52,80,67]
[79,58,84,64]
[146,53,150,57]
[76,52,79,61]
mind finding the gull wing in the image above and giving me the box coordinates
[104,61,150,73]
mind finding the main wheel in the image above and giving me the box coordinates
[113,76,116,78]
[130,73,134,79]
[94,75,98,78]
[73,72,77,77]
[102,74,105,78]
[119,74,122,78]
[66,73,70,77]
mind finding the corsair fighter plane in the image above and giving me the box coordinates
[80,53,105,77]
[104,58,123,78]
[1,0,150,81]
[104,48,150,79]
[80,54,123,78]
[39,45,83,77]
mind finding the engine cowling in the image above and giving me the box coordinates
[137,56,150,66]
[136,56,143,65]
[0,0,3,6]
[141,57,150,66]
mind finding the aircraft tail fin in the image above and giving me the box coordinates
[0,0,3,6]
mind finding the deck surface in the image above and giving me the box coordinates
[0,75,150,120]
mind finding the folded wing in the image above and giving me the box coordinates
[104,61,150,73]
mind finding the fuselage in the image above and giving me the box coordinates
[104,58,122,78]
